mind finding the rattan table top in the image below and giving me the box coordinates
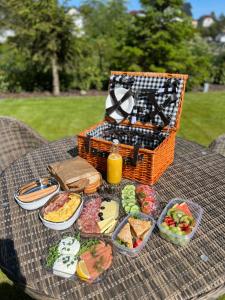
[0,137,225,300]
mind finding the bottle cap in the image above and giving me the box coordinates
[112,139,119,145]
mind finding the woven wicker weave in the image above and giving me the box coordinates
[0,117,47,175]
[209,134,225,157]
[78,71,188,185]
[0,137,225,300]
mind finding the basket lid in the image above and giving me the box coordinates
[105,71,188,131]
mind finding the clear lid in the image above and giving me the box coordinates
[157,198,203,241]
[112,213,156,257]
[42,231,114,284]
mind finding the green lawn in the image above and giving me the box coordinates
[0,91,225,299]
[0,91,225,146]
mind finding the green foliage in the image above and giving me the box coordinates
[76,0,131,89]
[0,0,222,92]
[123,0,212,89]
[2,0,79,93]
[212,49,225,85]
[184,35,213,88]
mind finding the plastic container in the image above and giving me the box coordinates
[42,232,114,284]
[157,198,203,246]
[135,185,161,218]
[77,193,123,238]
[14,177,60,210]
[39,192,83,231]
[112,213,156,257]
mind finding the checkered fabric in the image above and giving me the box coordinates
[109,74,184,128]
[0,117,47,174]
[88,122,168,150]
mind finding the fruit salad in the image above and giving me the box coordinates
[158,199,203,246]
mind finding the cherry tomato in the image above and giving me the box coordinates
[133,239,142,248]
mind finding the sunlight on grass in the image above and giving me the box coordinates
[0,92,225,146]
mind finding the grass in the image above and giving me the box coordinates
[0,92,225,146]
[0,91,225,299]
[0,271,31,300]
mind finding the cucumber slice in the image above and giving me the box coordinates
[124,205,130,212]
[130,205,140,213]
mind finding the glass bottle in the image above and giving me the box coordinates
[107,139,123,184]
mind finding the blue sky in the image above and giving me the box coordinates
[66,0,225,19]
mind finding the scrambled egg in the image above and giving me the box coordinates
[44,194,81,222]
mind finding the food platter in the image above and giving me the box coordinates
[42,231,114,284]
[76,193,124,237]
[112,213,156,257]
[14,173,203,284]
[39,192,83,231]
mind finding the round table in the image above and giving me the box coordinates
[0,137,225,300]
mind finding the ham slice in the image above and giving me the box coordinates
[43,193,69,214]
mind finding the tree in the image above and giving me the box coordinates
[3,0,78,95]
[182,2,192,17]
[79,0,131,88]
[125,0,194,73]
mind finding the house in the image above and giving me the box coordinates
[215,32,225,43]
[192,20,198,28]
[198,15,215,28]
[67,8,84,36]
[129,10,145,17]
[0,29,15,44]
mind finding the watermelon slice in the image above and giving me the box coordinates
[175,202,192,217]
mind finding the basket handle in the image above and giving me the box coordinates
[132,145,141,166]
[89,147,143,166]
[83,139,143,167]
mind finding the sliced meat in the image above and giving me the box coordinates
[43,193,69,214]
[78,197,102,234]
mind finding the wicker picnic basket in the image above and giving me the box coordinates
[78,71,188,184]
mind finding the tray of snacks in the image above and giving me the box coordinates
[43,232,113,283]
[157,199,203,246]
[121,183,161,218]
[14,177,60,210]
[112,213,156,257]
[76,193,122,237]
[39,192,83,231]
[76,181,161,237]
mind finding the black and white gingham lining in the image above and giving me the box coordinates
[109,74,184,128]
[88,122,168,150]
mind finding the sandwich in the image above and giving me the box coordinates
[128,217,151,239]
[117,223,133,248]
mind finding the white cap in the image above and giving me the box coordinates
[113,139,119,145]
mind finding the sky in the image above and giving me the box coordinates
[66,0,225,19]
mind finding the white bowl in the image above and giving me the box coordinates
[39,192,83,231]
[14,178,60,210]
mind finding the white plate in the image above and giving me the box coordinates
[105,87,134,123]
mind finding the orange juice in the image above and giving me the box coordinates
[107,140,122,184]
